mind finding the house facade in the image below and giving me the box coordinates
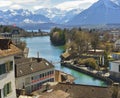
[109,60,120,82]
[15,58,55,94]
[0,39,21,98]
[114,39,120,50]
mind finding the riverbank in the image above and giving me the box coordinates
[61,62,113,85]
[22,36,108,86]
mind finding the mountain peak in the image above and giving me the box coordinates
[67,0,120,26]
[93,0,120,9]
[110,0,120,5]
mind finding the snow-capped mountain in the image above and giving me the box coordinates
[0,9,51,25]
[0,8,83,26]
[35,8,83,24]
[67,0,120,26]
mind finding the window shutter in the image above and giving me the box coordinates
[5,61,13,72]
[3,82,12,97]
[3,84,7,97]
[10,61,13,71]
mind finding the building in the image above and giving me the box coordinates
[88,49,105,66]
[109,30,120,41]
[0,39,21,98]
[0,29,20,45]
[109,60,120,82]
[0,33,12,39]
[15,57,55,94]
[112,52,120,60]
[114,39,120,50]
[11,29,20,45]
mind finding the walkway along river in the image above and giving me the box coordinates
[22,36,107,86]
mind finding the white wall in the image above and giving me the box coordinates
[0,56,16,98]
[110,62,120,73]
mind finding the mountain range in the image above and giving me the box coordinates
[0,0,120,30]
[0,8,82,30]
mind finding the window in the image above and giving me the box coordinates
[3,82,12,97]
[0,61,13,75]
[50,78,54,82]
[5,61,13,72]
[0,64,6,75]
[25,86,31,94]
[31,77,33,80]
[45,72,47,77]
[42,73,44,78]
[10,61,13,70]
[39,74,42,78]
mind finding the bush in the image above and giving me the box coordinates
[78,58,99,70]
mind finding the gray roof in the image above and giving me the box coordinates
[52,83,114,98]
[15,58,54,77]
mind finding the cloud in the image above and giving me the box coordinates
[0,0,98,11]
[0,1,12,7]
[10,0,37,4]
[10,4,22,9]
[33,6,44,10]
[55,0,98,11]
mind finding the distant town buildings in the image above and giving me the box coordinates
[0,39,21,98]
[109,30,120,41]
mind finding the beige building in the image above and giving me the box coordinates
[0,39,21,98]
[15,58,55,94]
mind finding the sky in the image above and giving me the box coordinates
[0,0,98,11]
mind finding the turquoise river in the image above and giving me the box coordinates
[22,36,107,86]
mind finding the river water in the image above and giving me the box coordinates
[22,36,107,86]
